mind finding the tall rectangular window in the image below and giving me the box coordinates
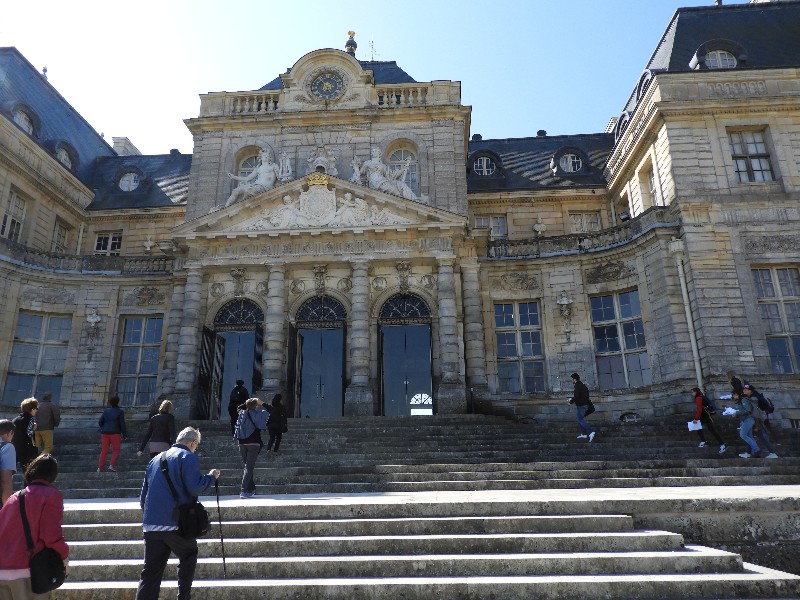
[591,289,651,389]
[94,231,122,256]
[2,311,72,404]
[1,191,26,243]
[52,221,69,253]
[730,130,774,183]
[494,301,545,393]
[115,315,163,406]
[753,267,800,373]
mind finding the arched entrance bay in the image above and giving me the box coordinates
[293,295,346,418]
[379,293,433,416]
[197,298,263,420]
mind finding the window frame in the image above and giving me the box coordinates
[729,129,774,184]
[493,301,546,394]
[2,311,72,405]
[752,266,800,374]
[475,215,508,238]
[569,211,601,234]
[1,190,26,243]
[118,172,141,192]
[591,289,651,390]
[114,315,164,407]
[473,156,497,176]
[388,148,419,195]
[52,220,70,253]
[94,231,123,256]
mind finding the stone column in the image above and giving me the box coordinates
[262,262,286,395]
[160,279,185,395]
[460,259,488,396]
[174,266,203,417]
[437,257,467,413]
[345,258,373,416]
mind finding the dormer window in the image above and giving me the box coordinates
[473,156,496,176]
[559,153,583,173]
[118,172,141,192]
[56,148,72,169]
[705,50,737,69]
[13,109,34,135]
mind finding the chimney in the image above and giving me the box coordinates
[112,137,142,156]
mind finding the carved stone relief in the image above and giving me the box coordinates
[396,262,411,291]
[743,235,800,254]
[313,265,327,295]
[586,261,635,284]
[256,281,269,297]
[21,286,76,305]
[305,145,338,176]
[421,274,437,289]
[210,283,225,298]
[337,278,353,293]
[290,280,306,295]
[123,286,165,306]
[231,268,246,297]
[372,277,387,291]
[499,272,539,291]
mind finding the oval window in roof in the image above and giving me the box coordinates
[558,153,583,173]
[56,147,72,169]
[473,156,496,176]
[705,49,737,69]
[119,172,141,191]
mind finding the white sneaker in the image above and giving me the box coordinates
[719,444,728,453]
[588,432,596,442]
[738,452,752,459]
[240,492,254,499]
[698,441,707,448]
[765,453,779,459]
[576,434,588,439]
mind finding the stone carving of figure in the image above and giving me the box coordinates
[306,145,338,176]
[352,147,417,200]
[224,147,281,208]
[269,195,306,228]
[331,193,369,226]
[278,150,293,182]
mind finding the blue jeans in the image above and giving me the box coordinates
[576,405,594,435]
[239,444,261,493]
[739,416,760,454]
[755,421,775,454]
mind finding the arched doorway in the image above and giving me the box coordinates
[293,295,346,418]
[379,293,433,416]
[198,299,263,420]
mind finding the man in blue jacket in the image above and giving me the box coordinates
[135,427,220,600]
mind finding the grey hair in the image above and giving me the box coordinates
[176,427,201,445]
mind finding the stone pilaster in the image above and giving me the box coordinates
[460,259,488,395]
[437,257,467,413]
[174,266,204,417]
[345,258,373,416]
[262,262,286,395]
[160,280,185,395]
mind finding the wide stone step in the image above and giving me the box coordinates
[51,565,800,600]
[66,531,686,560]
[66,546,743,580]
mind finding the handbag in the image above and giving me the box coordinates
[160,455,211,538]
[281,416,288,434]
[19,490,67,594]
[584,400,596,417]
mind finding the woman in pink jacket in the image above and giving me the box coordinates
[0,454,69,598]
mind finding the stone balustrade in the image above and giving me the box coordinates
[229,92,281,115]
[487,206,678,259]
[0,237,172,274]
[375,84,430,107]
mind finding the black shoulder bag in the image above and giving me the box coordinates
[19,489,67,593]
[159,455,211,539]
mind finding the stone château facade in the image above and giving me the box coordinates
[1,2,799,424]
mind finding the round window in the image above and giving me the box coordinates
[119,172,141,191]
[558,154,583,173]
[473,156,496,176]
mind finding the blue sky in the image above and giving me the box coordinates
[2,0,750,155]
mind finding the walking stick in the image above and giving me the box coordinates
[215,479,227,579]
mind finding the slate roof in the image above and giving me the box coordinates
[86,152,192,210]
[0,47,116,184]
[260,59,416,90]
[467,134,614,193]
[622,1,800,114]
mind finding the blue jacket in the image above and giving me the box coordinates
[235,408,269,441]
[99,406,127,436]
[139,444,215,530]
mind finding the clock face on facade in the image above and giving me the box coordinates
[309,72,345,101]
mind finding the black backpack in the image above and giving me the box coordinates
[756,394,775,414]
[701,394,717,414]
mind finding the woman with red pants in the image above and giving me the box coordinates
[97,395,127,472]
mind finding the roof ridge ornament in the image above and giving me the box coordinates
[345,31,357,56]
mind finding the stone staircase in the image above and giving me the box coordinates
[30,415,800,598]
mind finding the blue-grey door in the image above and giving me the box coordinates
[381,324,433,416]
[297,327,344,417]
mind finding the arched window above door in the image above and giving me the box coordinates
[296,295,347,326]
[214,299,264,330]
[379,293,431,324]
